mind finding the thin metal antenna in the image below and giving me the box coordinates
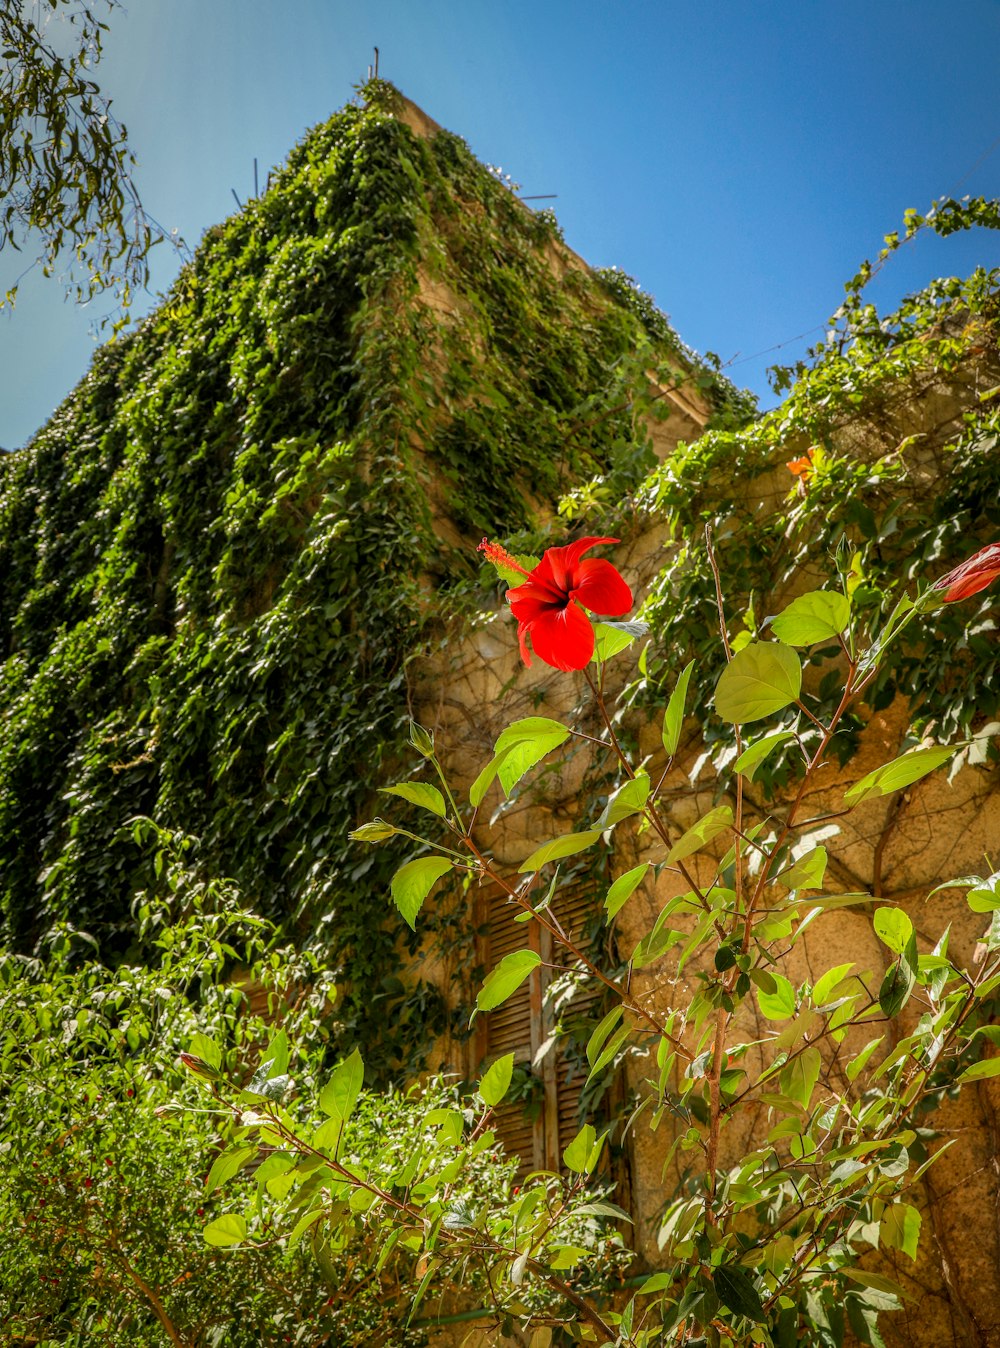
[373,46,379,77]
[367,64,372,80]
[254,158,259,198]
[231,189,242,210]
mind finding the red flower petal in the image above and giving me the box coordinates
[571,558,633,616]
[523,601,595,671]
[506,580,564,620]
[537,536,620,593]
[933,543,1000,603]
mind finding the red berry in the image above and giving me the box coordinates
[84,1178,93,1188]
[197,1208,204,1217]
[126,1088,134,1098]
[38,1199,46,1207]
[105,1158,113,1167]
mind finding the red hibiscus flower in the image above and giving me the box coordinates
[932,543,1000,603]
[479,536,633,671]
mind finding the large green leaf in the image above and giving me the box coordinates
[714,641,802,724]
[390,856,453,929]
[203,1214,247,1247]
[319,1047,364,1121]
[477,949,541,1011]
[777,845,828,891]
[666,804,733,864]
[756,972,796,1021]
[604,863,649,919]
[596,774,650,830]
[379,782,446,817]
[563,1124,600,1173]
[205,1144,256,1196]
[592,620,647,664]
[662,660,695,757]
[519,829,602,873]
[478,1052,515,1106]
[956,1056,1000,1083]
[491,717,571,799]
[713,1264,766,1322]
[844,745,957,807]
[734,730,795,782]
[769,590,850,646]
[873,907,913,955]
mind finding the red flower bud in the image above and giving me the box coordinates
[933,543,1000,603]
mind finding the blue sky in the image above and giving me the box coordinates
[2,0,999,449]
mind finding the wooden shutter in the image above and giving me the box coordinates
[475,878,610,1176]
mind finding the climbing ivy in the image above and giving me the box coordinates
[0,81,737,1083]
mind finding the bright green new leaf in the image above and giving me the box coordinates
[203,1214,247,1247]
[390,856,453,929]
[592,620,646,664]
[881,1202,921,1260]
[486,551,540,587]
[519,829,602,873]
[469,746,513,809]
[604,863,649,919]
[319,1046,364,1121]
[187,1032,222,1071]
[494,717,571,797]
[956,1056,1000,1083]
[873,907,913,955]
[734,730,795,782]
[846,1036,884,1082]
[586,1005,624,1068]
[479,1052,515,1106]
[477,949,541,1011]
[205,1145,256,1195]
[812,962,855,1004]
[661,659,695,757]
[756,973,796,1021]
[967,872,1000,912]
[769,590,850,646]
[844,745,957,808]
[714,641,802,724]
[596,774,650,830]
[379,782,446,817]
[666,804,733,864]
[563,1123,597,1173]
[777,845,828,890]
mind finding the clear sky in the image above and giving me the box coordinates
[2,0,999,450]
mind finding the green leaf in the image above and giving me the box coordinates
[713,1264,766,1322]
[844,745,957,808]
[477,950,541,1011]
[666,805,733,864]
[769,590,850,646]
[777,845,828,890]
[596,774,650,830]
[479,1052,515,1106]
[734,730,795,782]
[586,1005,624,1068]
[843,1268,910,1302]
[714,641,802,724]
[203,1214,247,1247]
[287,1206,324,1250]
[563,1123,597,1173]
[390,856,453,929]
[967,872,1000,912]
[487,551,540,587]
[780,1045,821,1109]
[812,962,855,1004]
[491,717,571,797]
[379,782,446,817]
[592,620,647,663]
[187,1033,222,1070]
[319,1047,364,1121]
[956,1056,1000,1083]
[881,1202,921,1260]
[604,863,649,919]
[878,955,916,1018]
[873,907,913,955]
[519,829,602,873]
[661,660,695,757]
[846,1036,884,1082]
[756,973,796,1021]
[205,1144,256,1195]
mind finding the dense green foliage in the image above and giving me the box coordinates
[0,81,741,1080]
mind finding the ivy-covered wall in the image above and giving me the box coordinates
[0,82,744,1081]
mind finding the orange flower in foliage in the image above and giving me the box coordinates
[786,452,813,482]
[479,536,633,671]
[932,543,1000,603]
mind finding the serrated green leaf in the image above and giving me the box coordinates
[519,829,602,873]
[661,659,695,757]
[714,641,802,724]
[844,745,957,808]
[477,949,541,1011]
[390,856,453,929]
[769,590,850,646]
[666,805,733,864]
[592,620,646,664]
[479,1052,515,1106]
[202,1214,247,1247]
[379,782,446,817]
[319,1047,364,1121]
[604,862,648,919]
[492,717,571,797]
